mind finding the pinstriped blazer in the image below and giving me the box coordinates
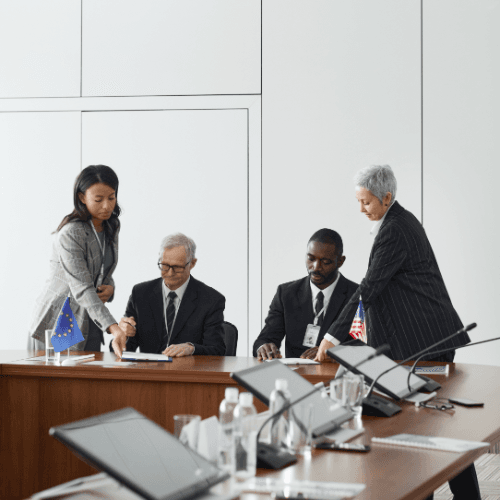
[326,201,470,360]
[29,219,119,349]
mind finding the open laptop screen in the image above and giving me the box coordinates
[50,408,228,500]
[231,360,353,437]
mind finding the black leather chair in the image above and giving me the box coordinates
[222,321,238,356]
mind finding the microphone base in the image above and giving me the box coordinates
[362,395,402,417]
[417,375,442,392]
[256,443,298,470]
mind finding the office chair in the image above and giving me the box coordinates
[222,321,238,356]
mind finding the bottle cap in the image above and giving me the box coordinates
[275,379,288,391]
[225,387,239,403]
[239,392,253,406]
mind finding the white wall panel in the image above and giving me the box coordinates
[82,110,249,354]
[0,1,81,98]
[82,0,261,96]
[261,1,421,347]
[0,112,81,349]
[423,1,500,366]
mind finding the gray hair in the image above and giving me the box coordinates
[158,233,196,262]
[354,164,397,204]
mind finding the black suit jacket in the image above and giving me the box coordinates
[123,276,226,356]
[327,201,470,360]
[253,274,359,358]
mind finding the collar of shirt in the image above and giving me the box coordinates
[370,202,394,237]
[162,276,190,312]
[309,272,341,313]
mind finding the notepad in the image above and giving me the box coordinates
[372,433,489,453]
[121,351,172,362]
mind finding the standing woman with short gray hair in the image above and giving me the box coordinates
[28,165,130,357]
[315,164,479,500]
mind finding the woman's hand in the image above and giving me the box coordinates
[97,285,114,303]
[108,324,127,358]
[314,339,334,362]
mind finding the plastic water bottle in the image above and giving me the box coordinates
[269,378,291,448]
[218,387,239,471]
[232,392,257,479]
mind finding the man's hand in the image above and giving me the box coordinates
[119,316,137,337]
[108,324,127,359]
[314,339,334,362]
[256,343,282,361]
[96,285,114,304]
[300,346,318,359]
[163,343,195,358]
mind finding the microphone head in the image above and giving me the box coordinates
[374,344,391,356]
[465,323,477,332]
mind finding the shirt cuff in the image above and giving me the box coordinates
[323,333,341,346]
[187,342,195,354]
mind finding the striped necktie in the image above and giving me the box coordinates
[166,291,177,338]
[315,291,324,326]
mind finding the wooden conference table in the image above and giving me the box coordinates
[1,350,500,500]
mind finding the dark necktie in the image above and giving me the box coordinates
[315,291,324,326]
[166,291,177,338]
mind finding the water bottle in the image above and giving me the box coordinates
[232,392,257,479]
[269,378,291,448]
[218,387,239,471]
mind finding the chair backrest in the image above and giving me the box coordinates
[222,321,238,356]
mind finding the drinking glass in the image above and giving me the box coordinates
[173,414,201,450]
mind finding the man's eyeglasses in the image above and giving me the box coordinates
[158,261,191,274]
[416,398,455,411]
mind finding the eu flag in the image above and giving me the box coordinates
[51,297,85,352]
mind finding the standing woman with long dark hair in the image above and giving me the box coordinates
[29,165,130,356]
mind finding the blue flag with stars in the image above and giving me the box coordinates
[51,297,85,352]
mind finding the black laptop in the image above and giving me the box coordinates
[49,407,229,500]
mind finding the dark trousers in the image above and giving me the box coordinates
[424,350,481,500]
[424,463,481,500]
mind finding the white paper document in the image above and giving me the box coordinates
[239,478,365,499]
[121,351,172,362]
[266,357,319,365]
[84,361,138,367]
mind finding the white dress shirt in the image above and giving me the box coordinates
[370,202,393,237]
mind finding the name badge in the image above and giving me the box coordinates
[303,324,320,348]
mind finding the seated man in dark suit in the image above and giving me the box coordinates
[253,229,358,360]
[116,233,226,357]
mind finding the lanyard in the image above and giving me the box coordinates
[90,222,106,287]
[313,304,326,326]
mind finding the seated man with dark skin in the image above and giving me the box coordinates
[114,233,226,357]
[253,229,358,360]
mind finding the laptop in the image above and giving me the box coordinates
[230,360,353,438]
[49,407,229,500]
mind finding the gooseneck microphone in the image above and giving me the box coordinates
[255,346,391,469]
[361,323,477,417]
[406,333,500,393]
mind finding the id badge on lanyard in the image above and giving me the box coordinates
[91,223,106,289]
[302,304,325,347]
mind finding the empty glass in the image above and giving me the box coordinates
[173,414,201,450]
[330,373,367,417]
[343,373,366,416]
